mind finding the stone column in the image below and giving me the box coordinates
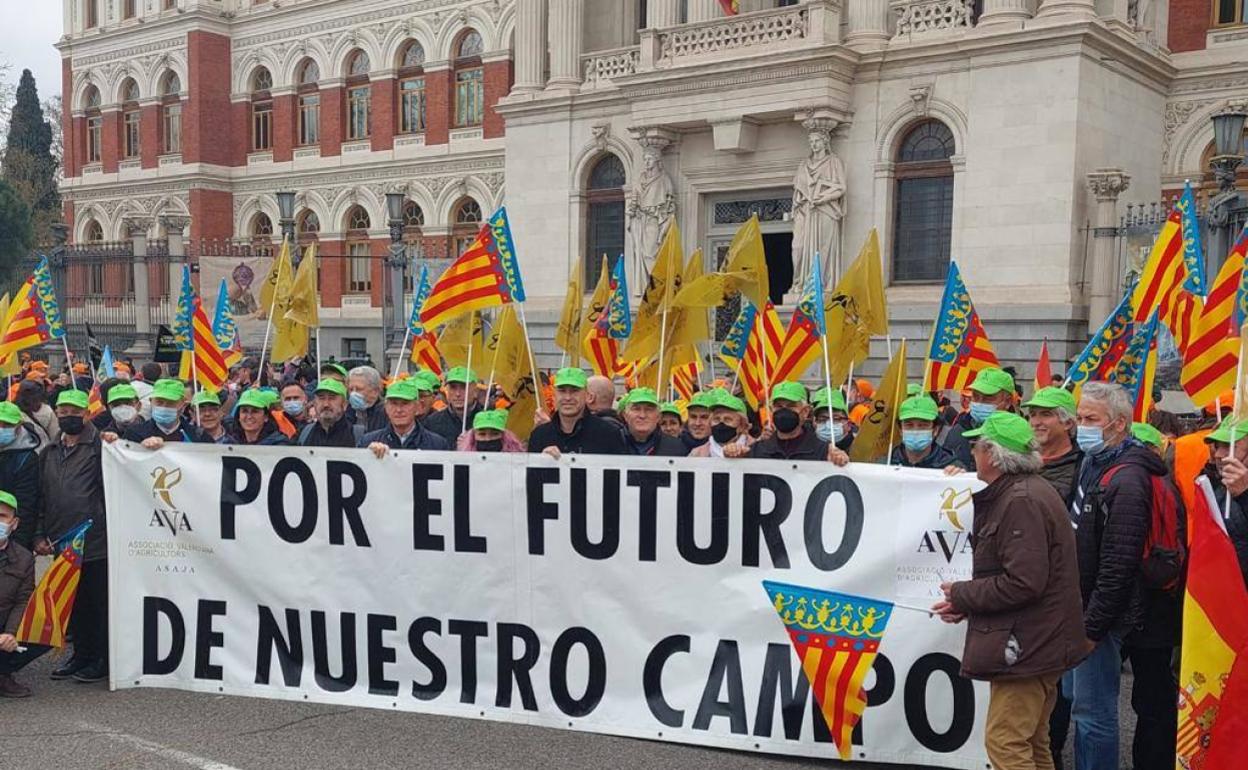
[979,0,1032,26]
[1036,0,1098,20]
[164,215,190,312]
[546,0,583,90]
[1086,169,1131,334]
[647,0,681,28]
[513,0,547,93]
[125,217,154,356]
[686,0,720,23]
[845,0,889,51]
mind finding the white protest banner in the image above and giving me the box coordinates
[105,444,989,768]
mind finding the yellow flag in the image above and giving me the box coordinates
[484,306,530,398]
[554,256,584,366]
[269,244,307,362]
[259,239,293,319]
[284,242,320,328]
[506,373,539,443]
[624,219,683,362]
[439,310,485,369]
[673,215,769,310]
[849,341,908,463]
[0,293,19,377]
[823,229,889,386]
[668,249,710,350]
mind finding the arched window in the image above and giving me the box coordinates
[295,59,321,147]
[453,30,484,128]
[452,198,483,256]
[892,120,956,283]
[251,67,273,151]
[83,219,104,243]
[397,40,427,135]
[403,200,424,233]
[585,154,626,286]
[345,205,372,294]
[344,50,371,141]
[297,210,320,240]
[159,71,182,154]
[120,78,141,159]
[251,213,274,238]
[83,85,102,164]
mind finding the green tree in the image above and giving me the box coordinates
[0,177,33,293]
[1,69,59,245]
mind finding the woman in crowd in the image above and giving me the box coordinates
[457,409,525,452]
[227,390,291,446]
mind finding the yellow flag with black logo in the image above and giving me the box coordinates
[554,256,584,366]
[849,340,907,463]
[439,309,485,369]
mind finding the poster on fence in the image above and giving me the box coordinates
[105,444,990,768]
[198,254,275,348]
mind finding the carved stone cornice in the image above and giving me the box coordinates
[1086,168,1131,202]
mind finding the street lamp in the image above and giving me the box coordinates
[276,189,297,241]
[1208,101,1248,268]
[384,192,409,364]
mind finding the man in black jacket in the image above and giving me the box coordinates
[1204,417,1248,589]
[345,365,388,433]
[1066,381,1176,770]
[0,402,39,550]
[118,379,210,446]
[620,387,687,456]
[297,379,364,447]
[362,379,449,455]
[1024,386,1082,505]
[942,367,1016,470]
[528,368,627,457]
[422,367,482,445]
[890,395,960,469]
[750,381,848,464]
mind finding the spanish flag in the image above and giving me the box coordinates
[420,207,525,329]
[924,262,998,392]
[763,581,894,760]
[1177,477,1248,768]
[17,520,92,648]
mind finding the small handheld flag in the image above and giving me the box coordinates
[17,520,93,648]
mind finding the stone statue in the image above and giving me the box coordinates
[627,142,676,282]
[791,122,846,292]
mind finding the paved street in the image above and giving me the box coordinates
[2,651,1142,770]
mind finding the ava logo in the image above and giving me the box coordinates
[915,486,974,563]
[149,466,193,535]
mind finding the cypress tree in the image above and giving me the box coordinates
[1,69,60,242]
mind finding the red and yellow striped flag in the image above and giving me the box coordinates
[16,520,92,648]
[764,581,894,760]
[420,208,525,330]
[410,331,443,375]
[1132,209,1186,325]
[717,0,739,15]
[925,263,999,391]
[1182,227,1248,406]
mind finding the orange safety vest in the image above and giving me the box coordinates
[1172,428,1212,544]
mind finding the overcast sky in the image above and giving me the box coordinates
[0,1,65,100]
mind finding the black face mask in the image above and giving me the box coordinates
[477,439,503,453]
[1205,461,1222,485]
[58,415,85,436]
[773,408,801,434]
[711,423,738,445]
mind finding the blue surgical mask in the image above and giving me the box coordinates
[902,429,933,452]
[282,400,305,416]
[0,427,16,447]
[348,392,368,411]
[0,519,10,544]
[816,422,834,443]
[969,402,997,424]
[1076,425,1105,454]
[152,406,180,428]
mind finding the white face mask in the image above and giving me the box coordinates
[0,519,10,545]
[111,405,138,425]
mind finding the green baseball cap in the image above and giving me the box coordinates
[906,383,923,397]
[473,409,508,432]
[962,411,1035,454]
[660,402,683,417]
[0,402,22,425]
[0,489,17,512]
[235,390,269,410]
[553,367,588,389]
[385,379,420,401]
[192,390,222,407]
[1206,416,1248,444]
[1023,386,1077,414]
[107,383,139,404]
[320,362,349,379]
[713,392,748,415]
[898,395,940,423]
[811,387,848,413]
[1131,422,1163,448]
[152,378,187,402]
[969,367,1015,397]
[770,381,808,405]
[413,370,441,394]
[445,366,478,385]
[625,387,660,407]
[688,391,715,411]
[56,390,90,410]
[315,378,348,398]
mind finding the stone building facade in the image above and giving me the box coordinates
[56,0,1248,376]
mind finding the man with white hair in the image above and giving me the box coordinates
[1065,381,1178,770]
[933,411,1086,770]
[346,365,388,433]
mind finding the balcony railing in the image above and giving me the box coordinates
[582,46,641,89]
[892,0,976,37]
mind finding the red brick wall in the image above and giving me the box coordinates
[69,116,85,177]
[371,79,395,151]
[62,58,77,178]
[1170,0,1209,53]
[483,60,512,140]
[185,31,234,165]
[320,87,343,157]
[425,69,450,145]
[140,104,160,169]
[101,110,120,173]
[273,94,295,162]
[319,239,343,308]
[189,188,233,242]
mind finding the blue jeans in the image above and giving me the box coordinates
[1062,633,1121,770]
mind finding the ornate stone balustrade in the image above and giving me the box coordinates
[892,0,975,36]
[657,4,809,63]
[581,46,640,89]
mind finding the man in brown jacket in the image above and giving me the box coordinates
[932,412,1088,770]
[0,490,47,697]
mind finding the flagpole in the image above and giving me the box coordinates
[1229,354,1244,513]
[60,337,79,391]
[760,309,773,429]
[462,310,475,437]
[189,345,202,423]
[393,327,412,380]
[886,338,906,468]
[484,311,507,412]
[516,301,544,415]
[315,327,322,381]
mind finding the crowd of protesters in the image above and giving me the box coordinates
[0,352,1243,770]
